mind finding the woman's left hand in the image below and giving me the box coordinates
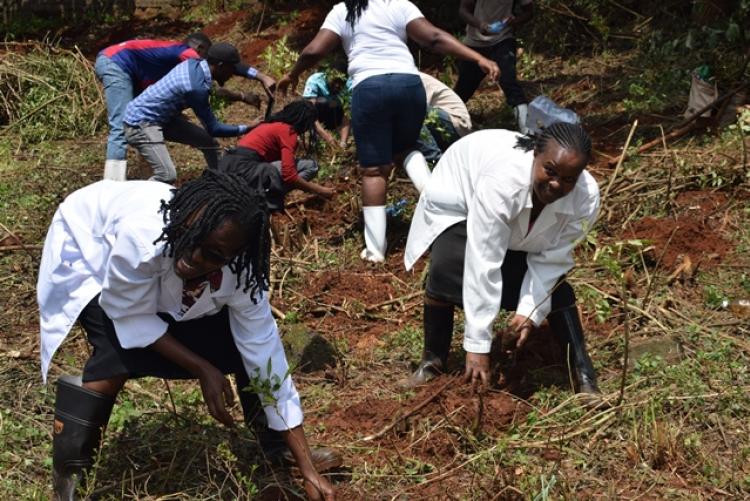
[303,472,336,500]
[508,314,533,349]
[477,57,500,82]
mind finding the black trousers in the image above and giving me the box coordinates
[79,296,246,381]
[453,38,528,107]
[425,221,576,313]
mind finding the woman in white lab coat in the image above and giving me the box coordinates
[38,171,336,500]
[403,122,603,399]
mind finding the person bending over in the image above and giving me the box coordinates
[123,43,254,184]
[302,68,352,149]
[96,34,275,181]
[219,100,335,204]
[415,72,473,167]
[38,171,338,500]
[403,123,603,405]
[277,0,499,263]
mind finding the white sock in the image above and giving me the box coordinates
[103,159,127,181]
[360,205,387,263]
[514,104,530,135]
[403,150,431,194]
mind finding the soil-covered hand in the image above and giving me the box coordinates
[477,57,500,82]
[242,92,261,108]
[276,73,298,96]
[509,314,533,349]
[463,352,490,393]
[303,472,335,500]
[317,186,336,200]
[198,364,235,426]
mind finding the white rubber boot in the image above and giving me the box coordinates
[103,159,127,181]
[403,150,431,194]
[514,104,530,135]
[360,205,387,263]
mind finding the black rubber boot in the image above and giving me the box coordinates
[548,306,601,396]
[404,303,455,388]
[235,373,342,473]
[52,375,116,501]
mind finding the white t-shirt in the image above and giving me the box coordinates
[321,0,424,88]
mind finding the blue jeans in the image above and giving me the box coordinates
[95,54,134,161]
[416,107,460,164]
[351,73,426,167]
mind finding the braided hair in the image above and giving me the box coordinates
[345,0,369,28]
[515,122,592,162]
[153,169,271,302]
[266,99,318,152]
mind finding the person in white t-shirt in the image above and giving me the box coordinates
[403,123,603,406]
[38,172,336,500]
[277,0,499,263]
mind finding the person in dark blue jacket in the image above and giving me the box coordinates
[123,43,253,184]
[97,35,275,181]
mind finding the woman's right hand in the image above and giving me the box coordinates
[303,472,336,500]
[317,186,336,200]
[198,364,235,427]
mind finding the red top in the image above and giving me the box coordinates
[237,122,299,183]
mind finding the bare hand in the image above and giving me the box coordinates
[463,352,490,393]
[478,57,500,82]
[317,186,336,200]
[243,92,261,108]
[276,73,298,96]
[259,73,277,95]
[303,473,336,501]
[198,364,235,426]
[509,314,533,350]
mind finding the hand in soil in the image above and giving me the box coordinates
[463,352,490,393]
[508,314,533,350]
[303,473,335,500]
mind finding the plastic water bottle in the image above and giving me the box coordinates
[385,199,408,217]
[487,20,506,34]
[721,299,750,317]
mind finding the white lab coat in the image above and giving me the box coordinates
[405,130,600,354]
[37,180,302,430]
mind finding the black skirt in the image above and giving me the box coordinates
[425,221,531,308]
[78,295,245,382]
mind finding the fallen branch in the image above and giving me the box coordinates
[362,375,457,441]
[365,291,422,312]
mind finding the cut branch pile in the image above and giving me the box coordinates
[0,41,105,143]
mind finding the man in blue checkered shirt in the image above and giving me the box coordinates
[123,43,254,184]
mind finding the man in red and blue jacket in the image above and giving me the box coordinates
[95,33,275,181]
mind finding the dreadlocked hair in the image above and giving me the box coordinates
[345,0,369,28]
[153,169,271,302]
[266,99,318,152]
[515,122,592,162]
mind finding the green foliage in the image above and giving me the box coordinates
[703,284,728,309]
[241,357,293,407]
[380,325,423,361]
[0,42,105,144]
[260,36,299,80]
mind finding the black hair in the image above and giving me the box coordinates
[266,99,318,151]
[153,169,270,301]
[345,0,369,28]
[184,32,212,49]
[515,122,592,162]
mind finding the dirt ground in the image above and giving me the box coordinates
[1,3,750,500]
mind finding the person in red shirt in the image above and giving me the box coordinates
[234,100,335,200]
